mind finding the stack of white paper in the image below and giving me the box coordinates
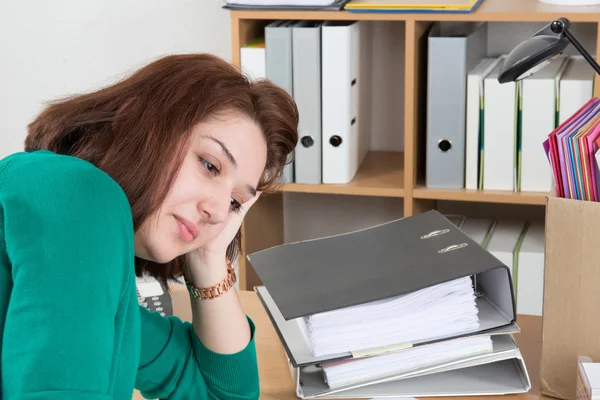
[322,335,493,388]
[302,276,480,357]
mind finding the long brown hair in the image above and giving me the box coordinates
[25,53,299,284]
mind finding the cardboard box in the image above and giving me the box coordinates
[542,197,600,400]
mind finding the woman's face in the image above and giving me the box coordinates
[134,111,267,263]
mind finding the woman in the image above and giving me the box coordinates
[0,53,298,399]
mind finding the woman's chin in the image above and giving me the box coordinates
[135,247,179,264]
[153,251,180,264]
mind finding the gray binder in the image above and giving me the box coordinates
[248,210,515,325]
[286,332,530,398]
[292,21,323,184]
[425,22,488,189]
[256,289,529,399]
[265,20,295,183]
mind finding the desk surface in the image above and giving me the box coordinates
[134,287,545,400]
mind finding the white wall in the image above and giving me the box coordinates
[0,0,231,159]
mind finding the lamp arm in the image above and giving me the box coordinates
[563,29,600,76]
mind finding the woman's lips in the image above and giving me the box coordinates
[174,216,199,243]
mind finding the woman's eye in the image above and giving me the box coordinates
[231,198,243,214]
[199,157,219,175]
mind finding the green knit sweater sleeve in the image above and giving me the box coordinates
[135,297,260,399]
[0,152,134,399]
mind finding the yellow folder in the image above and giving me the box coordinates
[345,0,481,11]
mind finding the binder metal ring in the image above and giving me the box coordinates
[420,229,450,239]
[438,243,468,253]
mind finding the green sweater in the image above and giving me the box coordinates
[0,150,260,400]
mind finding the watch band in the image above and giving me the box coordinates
[186,258,237,300]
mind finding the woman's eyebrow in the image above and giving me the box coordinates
[246,185,257,197]
[208,136,237,168]
[206,136,257,197]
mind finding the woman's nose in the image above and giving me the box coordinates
[197,195,230,225]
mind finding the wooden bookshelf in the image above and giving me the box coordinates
[230,0,600,289]
[230,0,600,23]
[413,186,550,205]
[281,151,404,198]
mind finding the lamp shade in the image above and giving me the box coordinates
[498,33,569,83]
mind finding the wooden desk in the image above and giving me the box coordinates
[134,288,546,400]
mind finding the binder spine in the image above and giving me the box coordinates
[322,21,364,184]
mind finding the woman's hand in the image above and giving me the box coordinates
[185,193,262,355]
[185,193,261,285]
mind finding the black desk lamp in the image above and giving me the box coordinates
[498,17,600,83]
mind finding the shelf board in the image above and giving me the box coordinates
[230,0,600,22]
[280,151,404,197]
[413,186,550,205]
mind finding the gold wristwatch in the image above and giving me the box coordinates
[186,258,237,300]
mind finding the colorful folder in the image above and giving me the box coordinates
[543,97,600,201]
